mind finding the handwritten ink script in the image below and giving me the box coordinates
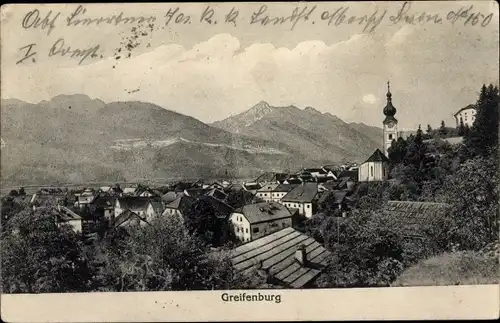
[14,1,494,66]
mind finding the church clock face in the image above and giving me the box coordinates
[386,121,395,128]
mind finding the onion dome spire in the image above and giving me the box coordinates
[383,80,397,117]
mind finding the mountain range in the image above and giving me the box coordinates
[1,95,382,186]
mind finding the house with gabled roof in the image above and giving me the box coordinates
[54,205,82,233]
[271,183,299,202]
[113,209,149,229]
[162,195,196,219]
[115,197,152,219]
[229,227,331,288]
[281,183,319,218]
[92,195,115,221]
[358,148,390,182]
[230,202,294,242]
[256,183,279,202]
[206,188,228,201]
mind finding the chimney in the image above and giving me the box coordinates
[295,244,307,266]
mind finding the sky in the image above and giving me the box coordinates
[1,1,499,130]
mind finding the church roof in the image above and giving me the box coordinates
[364,149,389,163]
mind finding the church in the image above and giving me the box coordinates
[358,82,397,182]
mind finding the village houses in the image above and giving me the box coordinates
[281,182,319,218]
[271,183,298,202]
[114,197,164,223]
[255,183,279,202]
[230,202,294,242]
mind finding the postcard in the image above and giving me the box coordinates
[1,1,499,321]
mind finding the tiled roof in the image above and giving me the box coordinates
[239,202,292,224]
[116,197,151,211]
[113,209,148,228]
[303,168,327,174]
[206,188,228,201]
[93,196,115,209]
[56,205,82,221]
[318,190,349,205]
[257,183,280,192]
[281,183,318,203]
[149,199,165,215]
[184,188,210,198]
[338,170,358,180]
[364,149,389,163]
[230,228,330,288]
[161,191,179,203]
[379,201,452,237]
[319,181,340,191]
[201,195,234,219]
[165,195,196,216]
[273,183,299,193]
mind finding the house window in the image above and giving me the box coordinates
[264,193,267,197]
[370,166,373,177]
[245,228,249,233]
[252,227,259,233]
[282,222,286,228]
[388,134,393,140]
[306,205,310,208]
[237,227,240,232]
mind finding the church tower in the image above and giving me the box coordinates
[382,81,398,157]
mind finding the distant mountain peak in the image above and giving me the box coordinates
[304,106,322,115]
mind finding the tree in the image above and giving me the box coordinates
[315,209,406,288]
[388,137,408,165]
[463,123,471,136]
[439,120,447,136]
[93,215,256,291]
[458,117,465,136]
[19,187,26,196]
[8,190,19,197]
[1,206,94,293]
[433,155,498,250]
[464,84,499,157]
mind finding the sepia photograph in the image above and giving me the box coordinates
[0,1,499,321]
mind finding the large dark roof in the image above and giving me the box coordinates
[149,200,165,215]
[379,201,452,237]
[318,190,349,205]
[364,149,389,163]
[239,202,292,224]
[201,195,234,218]
[338,170,358,180]
[55,205,82,221]
[113,209,148,228]
[257,183,279,192]
[281,183,318,203]
[273,183,299,192]
[230,228,330,288]
[93,196,115,209]
[165,195,196,216]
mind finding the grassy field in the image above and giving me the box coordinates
[393,249,499,287]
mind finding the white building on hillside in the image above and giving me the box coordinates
[454,104,477,128]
